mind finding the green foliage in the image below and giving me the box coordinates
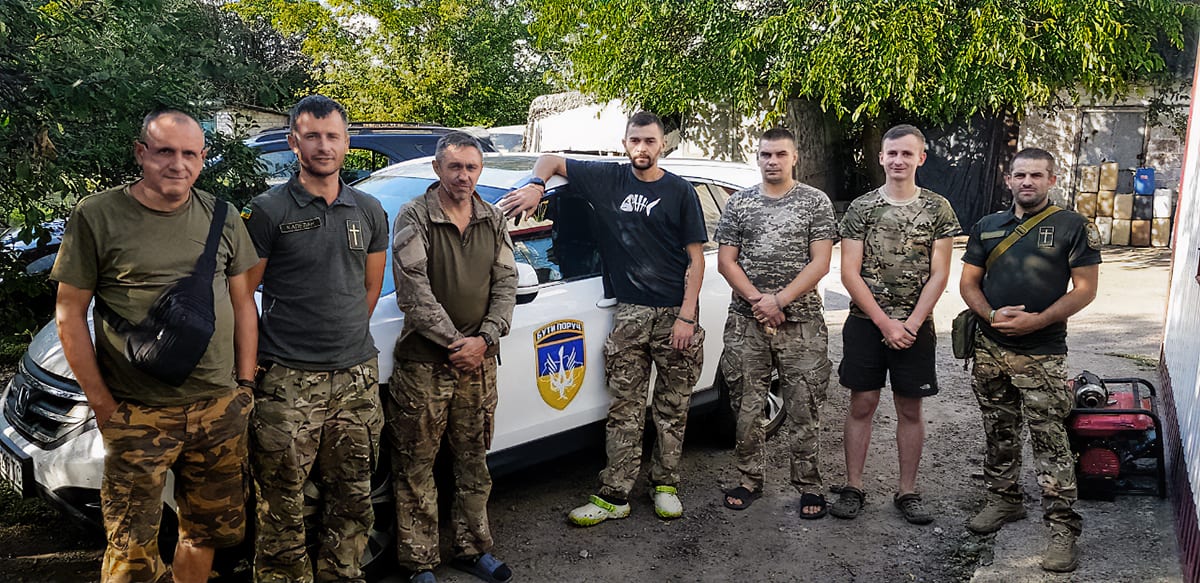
[528,0,1198,123]
[229,0,553,127]
[0,0,308,351]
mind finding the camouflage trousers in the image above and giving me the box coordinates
[721,312,831,493]
[249,359,383,583]
[598,303,704,499]
[972,333,1082,534]
[99,386,252,583]
[385,358,498,572]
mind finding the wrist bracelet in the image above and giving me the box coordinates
[676,315,696,325]
[988,309,996,324]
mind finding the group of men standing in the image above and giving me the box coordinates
[49,96,1099,583]
[504,119,1099,574]
[53,97,515,583]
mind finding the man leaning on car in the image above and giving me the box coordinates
[241,95,389,583]
[52,109,260,583]
[387,131,517,583]
[499,112,708,525]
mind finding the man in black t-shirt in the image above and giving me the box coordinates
[500,112,708,526]
[959,148,1101,573]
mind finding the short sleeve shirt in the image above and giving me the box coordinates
[962,206,1102,354]
[565,159,707,307]
[839,188,961,320]
[714,182,838,322]
[51,185,259,407]
[243,176,389,370]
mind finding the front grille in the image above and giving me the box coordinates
[4,356,91,448]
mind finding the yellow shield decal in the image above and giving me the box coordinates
[534,319,586,410]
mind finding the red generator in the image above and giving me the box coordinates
[1066,371,1166,500]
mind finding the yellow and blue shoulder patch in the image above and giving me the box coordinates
[240,203,253,220]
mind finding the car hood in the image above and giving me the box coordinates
[28,318,80,380]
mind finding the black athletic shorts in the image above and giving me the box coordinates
[838,315,938,398]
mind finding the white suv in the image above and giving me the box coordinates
[0,153,783,575]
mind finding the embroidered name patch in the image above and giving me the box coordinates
[279,218,322,233]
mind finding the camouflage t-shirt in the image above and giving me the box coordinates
[839,187,961,320]
[714,182,838,322]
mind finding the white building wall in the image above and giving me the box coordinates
[1162,69,1200,541]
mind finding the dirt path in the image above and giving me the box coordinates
[1,246,1180,583]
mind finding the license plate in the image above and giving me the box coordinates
[0,437,27,496]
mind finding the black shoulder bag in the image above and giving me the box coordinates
[94,201,228,387]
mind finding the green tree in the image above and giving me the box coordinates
[528,0,1196,123]
[229,0,552,127]
[0,0,310,357]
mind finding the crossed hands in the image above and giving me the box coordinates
[448,336,487,372]
[989,304,1043,337]
[879,319,917,350]
[747,292,786,329]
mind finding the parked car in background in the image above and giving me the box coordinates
[0,220,64,277]
[485,125,525,152]
[249,122,498,185]
[0,153,780,577]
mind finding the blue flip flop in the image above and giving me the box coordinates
[452,552,513,583]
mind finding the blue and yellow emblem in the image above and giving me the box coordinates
[534,319,585,410]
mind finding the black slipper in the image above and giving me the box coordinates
[723,486,762,510]
[799,492,828,519]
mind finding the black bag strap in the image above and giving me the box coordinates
[984,205,1061,270]
[94,199,228,332]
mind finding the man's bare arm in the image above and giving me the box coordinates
[55,283,117,428]
[497,154,569,218]
[228,271,259,382]
[671,242,705,350]
[716,245,761,302]
[364,251,386,316]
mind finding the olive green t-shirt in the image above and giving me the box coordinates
[51,185,259,406]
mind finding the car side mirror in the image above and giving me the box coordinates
[516,262,539,304]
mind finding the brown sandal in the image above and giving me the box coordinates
[830,485,865,519]
[894,492,934,525]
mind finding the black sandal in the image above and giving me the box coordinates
[798,492,828,519]
[723,486,762,510]
[830,485,866,519]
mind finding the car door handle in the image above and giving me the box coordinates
[596,297,618,309]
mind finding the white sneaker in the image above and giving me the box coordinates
[568,495,631,527]
[651,485,683,519]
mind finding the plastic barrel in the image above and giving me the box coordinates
[1135,167,1156,195]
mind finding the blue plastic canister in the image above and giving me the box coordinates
[1135,167,1156,195]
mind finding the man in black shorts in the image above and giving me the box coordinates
[830,125,960,524]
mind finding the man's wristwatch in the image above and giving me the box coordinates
[480,332,495,347]
[527,176,546,188]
